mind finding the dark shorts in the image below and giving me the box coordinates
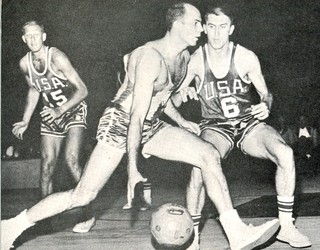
[96,106,168,153]
[41,101,87,137]
[200,113,264,156]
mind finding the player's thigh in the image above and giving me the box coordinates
[75,143,124,193]
[64,126,85,156]
[201,129,231,159]
[41,135,64,161]
[242,124,287,159]
[143,126,215,167]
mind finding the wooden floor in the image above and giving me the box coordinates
[2,152,320,250]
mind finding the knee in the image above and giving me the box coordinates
[41,157,56,181]
[65,153,79,169]
[70,187,98,208]
[197,143,221,170]
[273,142,294,167]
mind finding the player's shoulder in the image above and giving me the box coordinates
[235,43,258,61]
[19,54,29,72]
[131,44,163,61]
[128,44,165,69]
[50,47,67,60]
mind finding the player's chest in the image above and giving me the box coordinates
[32,73,68,92]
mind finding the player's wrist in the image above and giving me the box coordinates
[22,119,30,126]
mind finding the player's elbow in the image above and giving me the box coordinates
[80,85,88,100]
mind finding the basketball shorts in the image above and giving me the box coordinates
[199,113,265,156]
[41,101,87,137]
[96,105,168,153]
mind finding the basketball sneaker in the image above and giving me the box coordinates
[122,202,132,210]
[220,209,280,250]
[229,219,279,250]
[276,224,311,248]
[72,217,96,233]
[1,210,35,250]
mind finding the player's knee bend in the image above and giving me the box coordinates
[70,187,98,208]
[65,154,80,169]
[41,163,55,182]
[273,142,294,167]
[197,143,221,170]
[41,153,57,170]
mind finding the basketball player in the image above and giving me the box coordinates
[12,21,95,233]
[2,4,279,250]
[172,5,311,249]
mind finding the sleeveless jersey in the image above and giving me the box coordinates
[111,46,188,123]
[196,43,252,120]
[27,46,73,108]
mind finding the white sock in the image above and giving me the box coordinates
[143,182,152,204]
[277,196,294,227]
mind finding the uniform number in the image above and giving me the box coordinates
[43,89,68,107]
[221,96,240,118]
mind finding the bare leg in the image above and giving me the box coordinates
[242,124,295,196]
[40,135,64,197]
[1,143,125,250]
[143,126,279,250]
[143,126,233,214]
[64,127,95,232]
[27,143,124,222]
[187,129,231,215]
[243,124,311,247]
[64,127,85,182]
[186,129,232,249]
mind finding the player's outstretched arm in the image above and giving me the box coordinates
[126,49,161,200]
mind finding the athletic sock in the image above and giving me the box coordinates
[191,214,201,240]
[277,196,294,226]
[143,182,152,204]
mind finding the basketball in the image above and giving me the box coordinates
[150,203,194,247]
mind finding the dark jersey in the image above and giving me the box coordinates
[196,43,252,120]
[27,46,73,108]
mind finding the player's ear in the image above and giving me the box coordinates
[229,25,235,35]
[22,35,26,43]
[42,32,47,42]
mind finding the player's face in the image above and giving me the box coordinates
[204,14,234,50]
[22,25,46,52]
[177,7,203,46]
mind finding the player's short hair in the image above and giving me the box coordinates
[22,21,45,34]
[204,5,234,25]
[166,3,187,31]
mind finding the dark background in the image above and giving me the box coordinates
[2,0,320,155]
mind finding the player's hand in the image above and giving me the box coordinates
[251,102,270,120]
[12,121,28,140]
[40,106,63,124]
[180,120,201,135]
[128,170,147,200]
[179,87,199,103]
